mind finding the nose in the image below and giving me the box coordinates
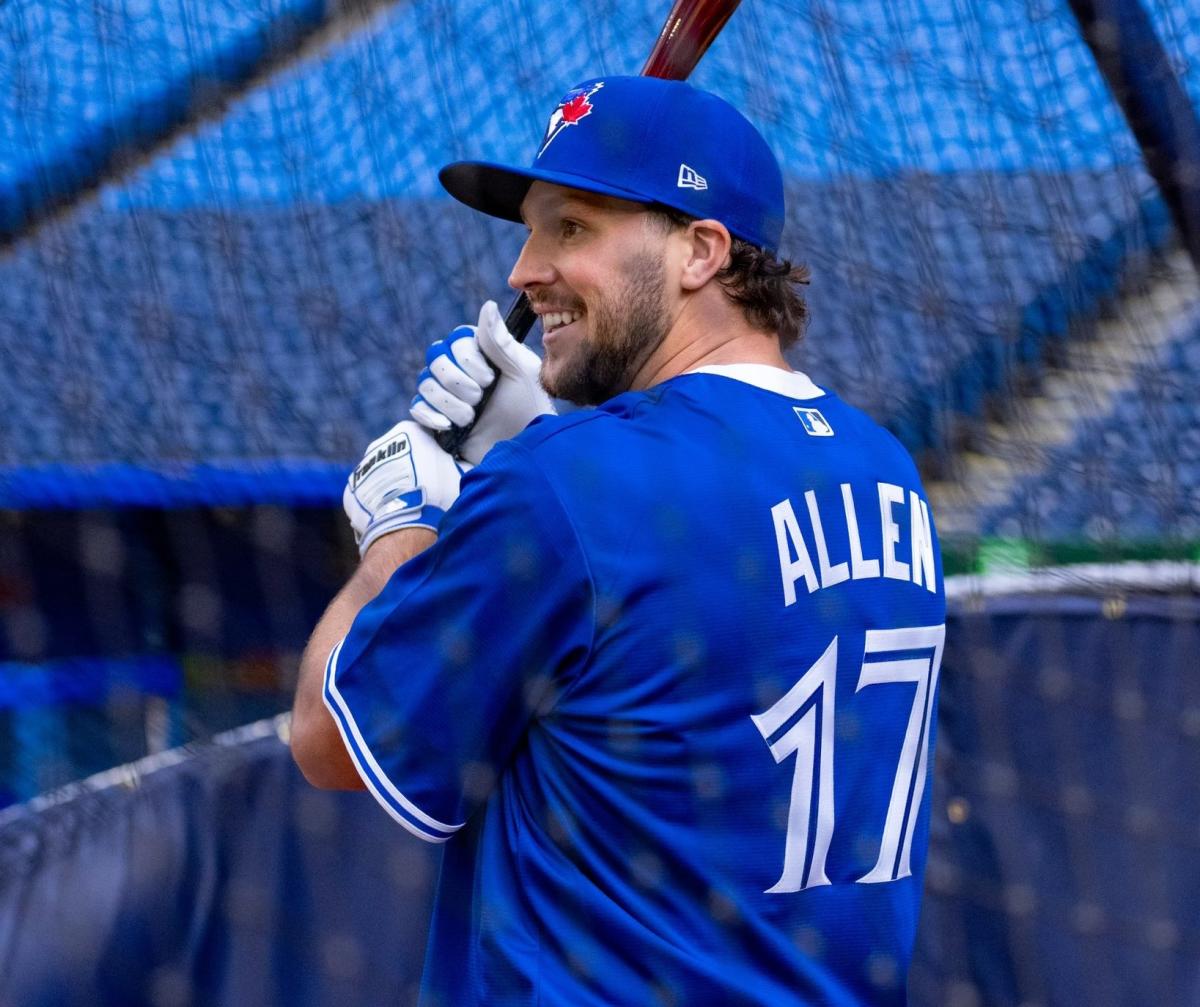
[508,233,557,292]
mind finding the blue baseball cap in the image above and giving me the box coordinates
[439,76,785,254]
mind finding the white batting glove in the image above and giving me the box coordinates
[410,300,555,465]
[343,420,471,557]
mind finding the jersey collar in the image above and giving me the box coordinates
[683,363,824,400]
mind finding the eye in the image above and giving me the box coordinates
[560,218,582,239]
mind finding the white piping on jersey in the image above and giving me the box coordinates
[323,638,464,843]
[684,363,824,400]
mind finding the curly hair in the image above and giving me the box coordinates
[648,207,810,349]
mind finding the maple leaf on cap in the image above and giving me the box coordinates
[560,93,594,124]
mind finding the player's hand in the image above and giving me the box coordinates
[343,420,471,557]
[409,300,555,465]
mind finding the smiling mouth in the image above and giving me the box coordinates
[540,309,584,336]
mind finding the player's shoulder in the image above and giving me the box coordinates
[815,387,911,449]
[510,406,622,449]
[461,406,632,497]
[508,370,782,453]
[473,393,670,510]
[803,389,926,483]
[507,373,899,455]
[498,371,920,485]
[507,390,661,454]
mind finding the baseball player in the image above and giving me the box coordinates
[291,76,945,1005]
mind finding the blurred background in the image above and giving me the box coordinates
[1,0,1198,1003]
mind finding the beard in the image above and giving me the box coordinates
[539,251,671,407]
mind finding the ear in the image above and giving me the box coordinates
[678,219,732,292]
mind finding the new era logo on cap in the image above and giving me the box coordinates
[794,407,834,436]
[438,76,787,253]
[677,163,707,190]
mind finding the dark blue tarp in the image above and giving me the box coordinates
[0,721,439,1006]
[2,590,1198,1005]
[911,589,1200,1006]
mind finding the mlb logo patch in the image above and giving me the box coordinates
[794,407,834,436]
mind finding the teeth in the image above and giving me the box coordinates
[543,310,582,332]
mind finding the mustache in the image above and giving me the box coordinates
[529,294,586,314]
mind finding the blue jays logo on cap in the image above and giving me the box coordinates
[538,81,605,157]
[439,76,786,254]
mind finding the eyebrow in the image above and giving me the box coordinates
[520,191,640,226]
[520,196,589,224]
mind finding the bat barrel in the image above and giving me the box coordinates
[641,0,742,78]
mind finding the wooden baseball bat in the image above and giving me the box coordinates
[437,0,743,455]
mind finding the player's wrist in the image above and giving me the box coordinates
[357,504,446,556]
[358,524,438,569]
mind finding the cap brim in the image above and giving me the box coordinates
[439,160,656,223]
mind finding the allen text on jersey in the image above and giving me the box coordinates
[770,482,937,605]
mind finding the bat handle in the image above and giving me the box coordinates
[434,291,538,457]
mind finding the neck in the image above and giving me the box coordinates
[629,295,790,391]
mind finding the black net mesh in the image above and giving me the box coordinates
[2,2,1200,1000]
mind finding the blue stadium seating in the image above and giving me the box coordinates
[0,0,1181,507]
[0,0,331,238]
[1147,1,1200,112]
[982,311,1200,541]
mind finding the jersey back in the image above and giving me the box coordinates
[325,369,946,1006]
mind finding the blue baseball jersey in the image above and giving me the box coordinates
[324,365,945,1006]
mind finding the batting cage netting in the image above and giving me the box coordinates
[2,0,1200,1002]
[2,0,1193,502]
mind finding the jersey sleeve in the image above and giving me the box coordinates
[321,439,595,842]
